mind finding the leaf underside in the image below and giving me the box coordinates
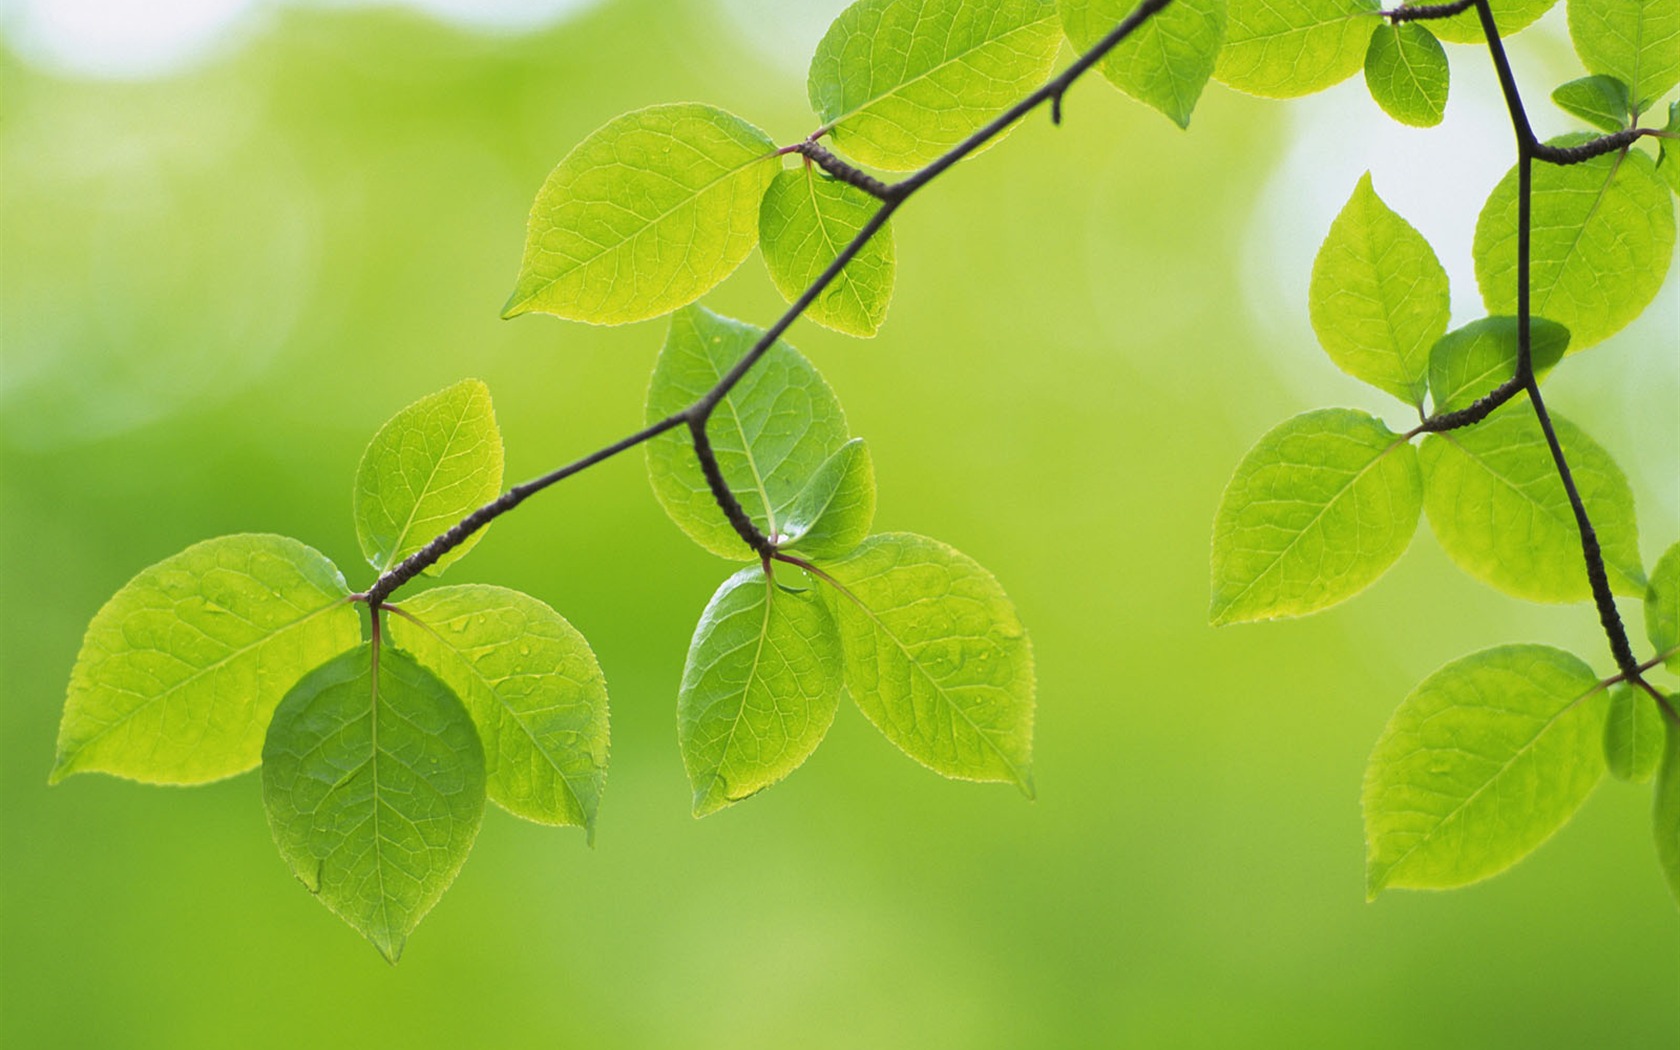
[1364,644,1606,896]
[54,534,361,785]
[262,645,486,963]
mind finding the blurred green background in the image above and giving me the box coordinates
[4,0,1679,1045]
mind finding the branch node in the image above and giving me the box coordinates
[1532,128,1650,165]
[1382,0,1474,23]
[787,141,898,201]
[688,414,775,559]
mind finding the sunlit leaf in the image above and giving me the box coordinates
[354,379,503,576]
[1551,74,1633,131]
[1660,102,1680,197]
[808,0,1063,170]
[1060,0,1228,128]
[1364,644,1607,895]
[824,532,1034,792]
[261,645,485,963]
[1364,23,1448,128]
[1309,172,1450,404]
[644,306,855,559]
[1210,409,1422,624]
[1647,542,1680,671]
[1567,0,1680,112]
[1419,412,1645,602]
[1474,138,1675,352]
[1604,685,1662,783]
[678,566,843,816]
[1428,0,1559,45]
[1214,0,1378,99]
[759,168,896,337]
[52,535,361,785]
[1426,315,1569,415]
[780,437,876,560]
[386,585,609,833]
[504,104,778,324]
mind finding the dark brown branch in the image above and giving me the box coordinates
[363,411,687,605]
[785,141,899,201]
[361,0,1177,607]
[1469,0,1643,679]
[1382,0,1474,22]
[689,415,774,558]
[1408,375,1526,436]
[1532,128,1655,165]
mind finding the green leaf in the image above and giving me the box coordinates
[1308,173,1451,404]
[1646,542,1680,670]
[354,379,504,577]
[780,437,877,560]
[1364,645,1607,895]
[261,645,485,963]
[1660,102,1680,197]
[758,168,896,338]
[824,533,1034,792]
[807,0,1063,171]
[1551,74,1633,131]
[1059,0,1228,128]
[1363,23,1448,128]
[1604,685,1663,783]
[678,566,843,817]
[1474,138,1675,352]
[1419,412,1645,602]
[1213,0,1378,99]
[1567,0,1680,112]
[385,585,609,834]
[52,535,361,785]
[504,103,778,324]
[1426,315,1570,415]
[644,306,853,560]
[1651,712,1680,906]
[1428,0,1559,45]
[1209,409,1422,624]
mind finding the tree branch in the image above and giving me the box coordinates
[361,0,1176,607]
[1382,0,1475,23]
[1407,375,1527,436]
[1532,127,1657,165]
[784,140,900,201]
[1468,0,1644,678]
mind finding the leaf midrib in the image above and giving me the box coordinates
[821,11,1057,132]
[833,567,1027,787]
[1214,434,1408,619]
[510,147,773,314]
[1437,425,1639,589]
[1373,674,1603,889]
[393,603,592,825]
[383,396,479,570]
[703,577,778,805]
[62,597,349,767]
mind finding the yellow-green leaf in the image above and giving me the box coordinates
[1365,644,1607,895]
[53,534,361,785]
[504,104,778,324]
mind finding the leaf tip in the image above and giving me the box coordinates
[1016,771,1037,800]
[46,758,74,786]
[1207,599,1251,627]
[692,780,731,819]
[375,935,406,965]
[500,288,531,320]
[1365,859,1391,901]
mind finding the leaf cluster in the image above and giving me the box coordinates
[51,0,1680,961]
[1210,0,1680,903]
